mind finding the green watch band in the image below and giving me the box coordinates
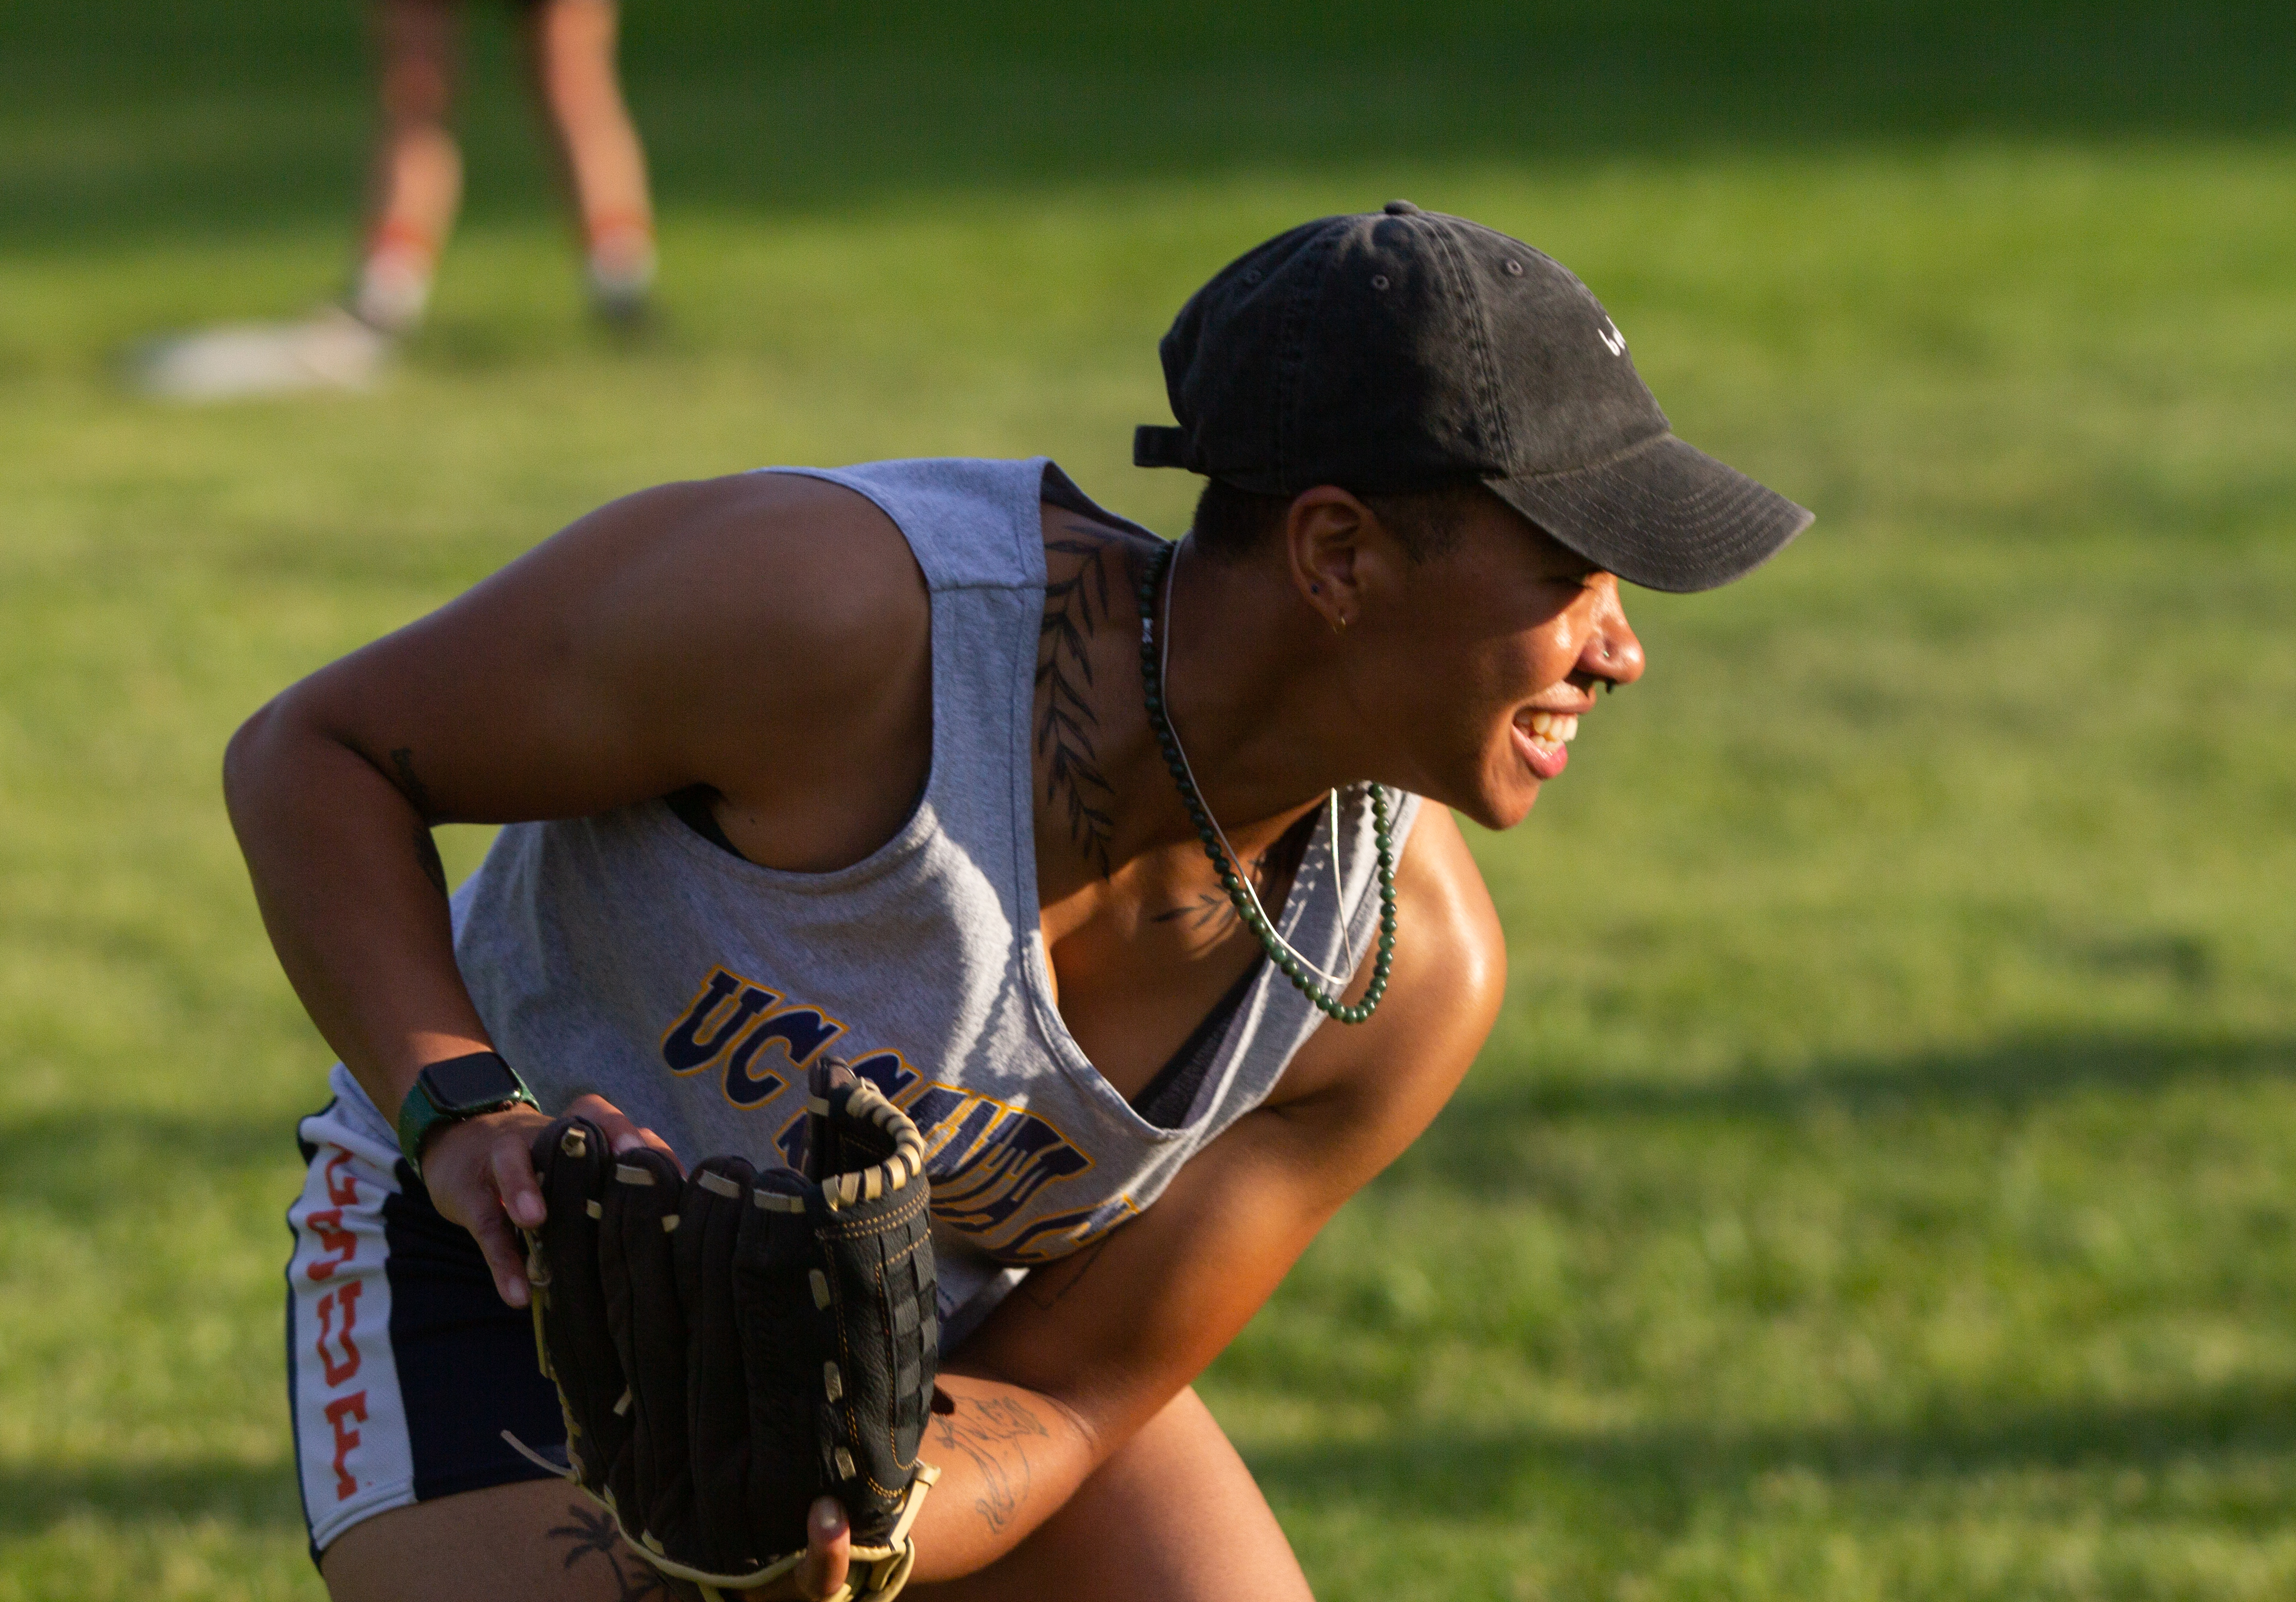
[396,1051,536,1177]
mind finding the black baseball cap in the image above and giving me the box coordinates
[1135,202,1812,592]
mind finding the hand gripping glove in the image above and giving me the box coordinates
[516,1063,941,1601]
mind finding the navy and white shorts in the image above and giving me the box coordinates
[284,1064,565,1561]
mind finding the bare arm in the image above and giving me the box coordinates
[223,471,933,1299]
[903,808,1505,1580]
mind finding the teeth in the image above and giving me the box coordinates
[1526,712,1581,742]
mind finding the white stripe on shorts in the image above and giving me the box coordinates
[286,1065,418,1553]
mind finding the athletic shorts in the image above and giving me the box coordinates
[283,1063,1019,1564]
[284,1064,565,1564]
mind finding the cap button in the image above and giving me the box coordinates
[1382,199,1421,215]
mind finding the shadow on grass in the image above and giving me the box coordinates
[0,1459,304,1536]
[5,0,2294,250]
[1247,1377,2296,1531]
[1396,1031,2296,1195]
[1451,1029,2291,1124]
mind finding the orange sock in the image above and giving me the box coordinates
[585,212,655,283]
[584,212,655,321]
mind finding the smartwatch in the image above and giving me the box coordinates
[395,1050,537,1177]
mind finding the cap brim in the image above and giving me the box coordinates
[1487,432,1812,594]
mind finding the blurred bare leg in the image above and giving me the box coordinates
[523,0,657,318]
[353,0,465,333]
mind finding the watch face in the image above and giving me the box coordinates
[422,1053,520,1113]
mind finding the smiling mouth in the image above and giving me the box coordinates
[1512,709,1581,780]
[1528,711,1579,746]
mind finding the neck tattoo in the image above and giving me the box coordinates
[1137,537,1397,1025]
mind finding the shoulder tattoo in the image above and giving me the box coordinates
[1035,526,1127,876]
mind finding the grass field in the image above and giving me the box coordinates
[3,3,2294,1597]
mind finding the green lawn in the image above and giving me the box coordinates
[3,4,2293,1598]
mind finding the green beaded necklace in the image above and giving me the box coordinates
[1137,537,1398,1025]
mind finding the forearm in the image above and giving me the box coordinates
[908,1371,1101,1582]
[224,697,492,1117]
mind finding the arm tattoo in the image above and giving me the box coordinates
[1020,1238,1109,1311]
[387,746,436,819]
[548,1502,679,1599]
[410,826,448,897]
[387,745,449,897]
[929,1393,1054,1535]
[1035,529,1121,876]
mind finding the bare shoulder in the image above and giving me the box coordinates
[520,470,926,658]
[480,467,931,744]
[546,471,935,864]
[274,470,932,846]
[1259,803,1506,1193]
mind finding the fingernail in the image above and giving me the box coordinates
[611,1133,644,1155]
[511,1193,544,1228]
[503,1277,529,1308]
[812,1498,844,1535]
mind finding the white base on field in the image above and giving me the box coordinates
[129,306,392,401]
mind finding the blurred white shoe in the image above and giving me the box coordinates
[129,307,393,402]
[350,245,434,336]
[587,234,656,328]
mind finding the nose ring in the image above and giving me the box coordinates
[1600,641,1614,661]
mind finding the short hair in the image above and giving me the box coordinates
[1188,477,1491,564]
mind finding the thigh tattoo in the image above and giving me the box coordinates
[548,1500,684,1600]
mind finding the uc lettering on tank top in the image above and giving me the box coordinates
[451,457,1422,1344]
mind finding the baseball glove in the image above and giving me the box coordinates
[513,1063,942,1601]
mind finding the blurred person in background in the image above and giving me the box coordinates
[132,0,656,401]
[353,0,656,335]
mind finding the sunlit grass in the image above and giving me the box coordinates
[3,6,2293,1594]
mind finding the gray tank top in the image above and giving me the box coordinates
[449,456,1422,1343]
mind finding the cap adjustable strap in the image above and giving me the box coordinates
[1132,425,1190,468]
